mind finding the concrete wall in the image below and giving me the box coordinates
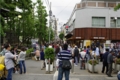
[75,8,120,28]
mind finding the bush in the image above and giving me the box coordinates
[88,59,98,66]
[26,48,34,57]
[45,48,55,63]
[116,58,120,64]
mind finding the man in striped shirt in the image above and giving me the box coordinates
[56,43,72,80]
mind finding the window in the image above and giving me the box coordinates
[111,17,120,27]
[92,17,105,27]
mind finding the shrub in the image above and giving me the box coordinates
[116,58,120,64]
[45,48,55,64]
[26,48,34,57]
[88,59,98,65]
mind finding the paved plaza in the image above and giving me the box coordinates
[13,60,118,80]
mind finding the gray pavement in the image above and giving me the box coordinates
[12,60,118,80]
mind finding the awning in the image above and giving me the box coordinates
[65,33,73,39]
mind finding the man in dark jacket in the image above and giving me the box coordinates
[74,46,79,66]
[102,48,109,74]
[107,51,117,77]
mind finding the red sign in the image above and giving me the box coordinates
[65,26,69,29]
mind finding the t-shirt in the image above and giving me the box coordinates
[57,50,72,67]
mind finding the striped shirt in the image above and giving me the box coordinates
[57,50,72,67]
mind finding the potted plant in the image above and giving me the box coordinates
[113,58,120,71]
[45,48,55,71]
[88,59,99,72]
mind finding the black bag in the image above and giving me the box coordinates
[62,60,72,70]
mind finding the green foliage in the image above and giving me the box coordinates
[45,48,55,63]
[116,58,120,64]
[88,60,98,66]
[59,32,64,40]
[0,0,49,45]
[114,4,120,11]
[26,48,34,56]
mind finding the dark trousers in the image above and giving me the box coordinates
[102,62,108,73]
[107,63,112,76]
[100,54,103,62]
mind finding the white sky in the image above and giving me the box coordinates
[32,0,81,31]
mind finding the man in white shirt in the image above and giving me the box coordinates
[95,46,100,63]
[80,49,86,69]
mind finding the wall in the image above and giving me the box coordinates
[75,8,120,29]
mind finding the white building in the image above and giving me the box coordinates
[66,0,120,48]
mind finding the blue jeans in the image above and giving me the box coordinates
[57,67,70,80]
[7,68,13,80]
[19,60,26,74]
[75,57,78,65]
[117,74,120,80]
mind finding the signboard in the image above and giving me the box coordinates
[93,37,105,39]
[76,37,81,39]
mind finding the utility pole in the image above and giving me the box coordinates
[49,2,52,44]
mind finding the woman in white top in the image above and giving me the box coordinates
[18,47,26,74]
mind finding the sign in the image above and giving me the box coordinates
[65,26,69,29]
[76,37,81,39]
[93,37,105,39]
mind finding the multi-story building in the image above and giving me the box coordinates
[66,0,120,48]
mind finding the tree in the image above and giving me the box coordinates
[36,0,48,44]
[59,32,64,40]
[115,4,120,11]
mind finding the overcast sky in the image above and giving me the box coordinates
[32,0,81,31]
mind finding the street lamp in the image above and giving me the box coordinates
[18,15,22,19]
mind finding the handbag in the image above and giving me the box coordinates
[60,53,72,70]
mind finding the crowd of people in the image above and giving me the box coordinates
[0,43,26,80]
[1,42,120,80]
[54,43,120,80]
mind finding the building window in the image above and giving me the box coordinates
[111,17,120,27]
[92,17,105,27]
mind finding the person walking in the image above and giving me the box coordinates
[100,45,104,62]
[35,49,40,61]
[102,48,109,74]
[86,46,91,62]
[40,48,45,70]
[95,46,100,63]
[4,44,15,80]
[73,46,79,66]
[57,43,72,80]
[18,47,26,74]
[80,48,86,69]
[107,51,117,77]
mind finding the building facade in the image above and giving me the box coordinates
[66,0,120,47]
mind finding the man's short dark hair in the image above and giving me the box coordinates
[21,47,26,51]
[63,44,68,50]
[106,48,109,52]
[4,44,10,49]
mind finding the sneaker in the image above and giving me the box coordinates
[15,71,18,74]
